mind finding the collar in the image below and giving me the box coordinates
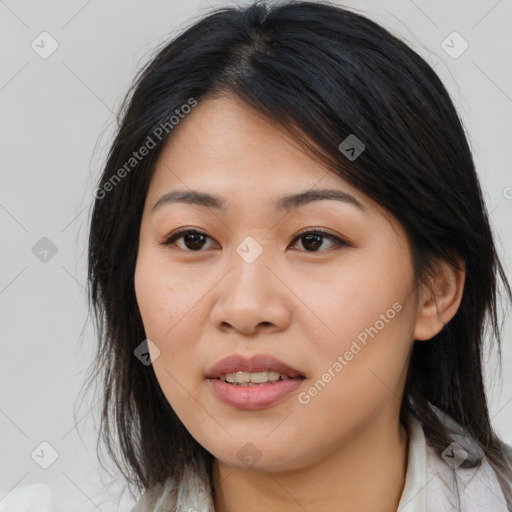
[397,412,428,511]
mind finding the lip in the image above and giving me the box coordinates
[205,353,306,410]
[207,378,305,410]
[205,353,305,379]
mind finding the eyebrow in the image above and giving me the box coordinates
[152,188,367,214]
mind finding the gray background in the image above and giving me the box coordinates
[1,0,511,510]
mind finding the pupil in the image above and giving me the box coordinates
[185,233,205,250]
[303,234,322,251]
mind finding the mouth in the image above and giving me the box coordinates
[205,353,306,382]
[205,353,306,409]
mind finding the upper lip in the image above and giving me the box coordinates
[206,354,305,379]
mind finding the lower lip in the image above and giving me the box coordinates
[207,378,305,410]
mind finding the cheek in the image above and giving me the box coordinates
[135,251,194,338]
[134,251,209,384]
[290,258,409,354]
[297,265,415,407]
[134,257,202,410]
[296,311,413,441]
[134,256,166,335]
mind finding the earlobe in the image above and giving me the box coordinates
[413,257,466,341]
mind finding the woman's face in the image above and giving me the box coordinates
[134,93,422,472]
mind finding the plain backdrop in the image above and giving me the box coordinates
[1,0,511,510]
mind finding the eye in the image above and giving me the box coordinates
[160,227,349,253]
[160,228,217,251]
[289,228,348,252]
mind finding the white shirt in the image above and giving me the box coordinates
[397,412,428,511]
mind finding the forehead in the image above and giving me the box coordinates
[148,94,372,211]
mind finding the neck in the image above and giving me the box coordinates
[212,409,408,512]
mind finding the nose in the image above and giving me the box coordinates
[209,243,293,336]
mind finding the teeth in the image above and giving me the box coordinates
[220,371,292,385]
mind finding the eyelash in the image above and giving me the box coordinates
[159,227,349,253]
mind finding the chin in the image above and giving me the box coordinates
[210,442,309,474]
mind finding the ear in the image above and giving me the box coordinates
[413,256,466,341]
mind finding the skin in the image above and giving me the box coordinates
[134,93,465,511]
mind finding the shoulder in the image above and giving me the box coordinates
[129,479,178,512]
[129,458,214,512]
[425,442,509,511]
[416,408,511,511]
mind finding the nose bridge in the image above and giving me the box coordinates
[210,234,291,334]
[229,234,275,300]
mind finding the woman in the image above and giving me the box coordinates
[86,1,512,510]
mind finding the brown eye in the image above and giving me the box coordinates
[160,229,217,251]
[290,229,348,252]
